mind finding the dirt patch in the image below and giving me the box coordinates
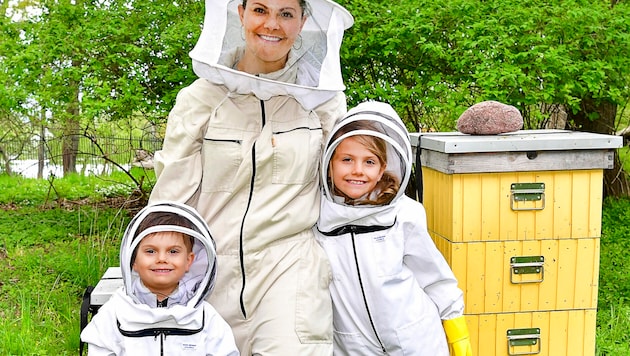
[0,191,149,217]
[63,192,149,216]
[0,203,20,211]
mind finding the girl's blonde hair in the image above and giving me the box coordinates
[329,120,400,206]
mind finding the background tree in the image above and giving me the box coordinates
[339,0,630,197]
[3,0,630,196]
[1,1,42,176]
[1,0,204,174]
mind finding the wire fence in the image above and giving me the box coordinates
[0,136,163,178]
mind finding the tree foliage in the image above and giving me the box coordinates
[1,0,204,173]
[2,0,630,190]
[338,0,630,132]
[0,0,204,172]
[7,0,203,121]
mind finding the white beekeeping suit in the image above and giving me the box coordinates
[81,201,239,355]
[190,0,353,110]
[149,0,354,354]
[315,101,469,355]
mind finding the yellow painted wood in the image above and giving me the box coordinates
[466,309,597,356]
[430,235,600,314]
[422,163,602,354]
[422,168,603,242]
[423,168,455,239]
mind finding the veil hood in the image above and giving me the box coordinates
[322,101,412,204]
[318,101,412,233]
[119,201,217,309]
[189,0,353,110]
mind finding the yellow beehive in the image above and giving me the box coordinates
[431,234,600,314]
[422,169,604,242]
[410,130,621,356]
[466,309,597,356]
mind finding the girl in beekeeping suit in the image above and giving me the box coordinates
[148,0,354,354]
[315,101,473,356]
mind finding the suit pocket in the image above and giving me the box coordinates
[371,232,404,277]
[201,133,243,193]
[332,330,372,355]
[271,117,323,185]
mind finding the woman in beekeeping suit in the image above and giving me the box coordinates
[148,0,354,354]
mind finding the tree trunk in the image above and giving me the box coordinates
[566,97,630,198]
[62,120,79,175]
[37,110,46,179]
[62,83,81,175]
[0,145,12,175]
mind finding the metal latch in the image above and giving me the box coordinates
[510,256,545,284]
[510,183,545,211]
[507,328,541,355]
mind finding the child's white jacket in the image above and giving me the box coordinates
[80,202,239,356]
[315,101,465,355]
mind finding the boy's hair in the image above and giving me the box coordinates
[130,212,195,266]
[330,120,400,206]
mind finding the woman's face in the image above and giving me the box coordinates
[238,0,306,74]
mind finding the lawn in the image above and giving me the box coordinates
[0,169,627,355]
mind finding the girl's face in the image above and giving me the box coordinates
[238,0,306,74]
[330,137,386,200]
[132,231,194,300]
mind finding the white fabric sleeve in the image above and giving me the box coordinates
[149,80,212,206]
[203,304,240,356]
[313,91,347,143]
[80,302,120,356]
[401,199,465,320]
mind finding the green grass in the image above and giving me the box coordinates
[619,146,630,174]
[0,169,628,354]
[0,168,155,205]
[596,303,630,356]
[0,169,152,355]
[597,196,630,355]
[0,208,126,354]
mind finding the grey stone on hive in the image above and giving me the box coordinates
[456,100,523,135]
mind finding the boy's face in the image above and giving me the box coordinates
[132,231,194,300]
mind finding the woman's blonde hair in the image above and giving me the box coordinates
[329,120,400,206]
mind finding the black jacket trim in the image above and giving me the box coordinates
[116,310,204,338]
[317,220,396,236]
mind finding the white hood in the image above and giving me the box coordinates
[189,0,353,110]
[119,201,217,309]
[318,101,413,233]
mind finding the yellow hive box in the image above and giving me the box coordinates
[422,168,604,242]
[413,130,621,243]
[410,130,621,356]
[431,234,599,314]
[467,309,597,356]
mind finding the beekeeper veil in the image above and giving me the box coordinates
[120,201,217,309]
[322,101,413,206]
[189,0,354,110]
